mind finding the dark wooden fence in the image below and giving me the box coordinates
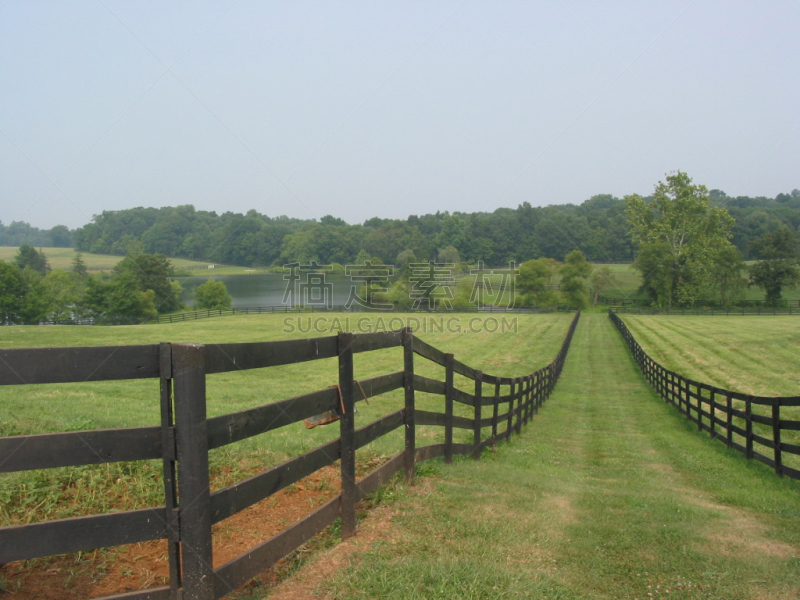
[611,305,800,315]
[0,312,579,600]
[609,310,800,481]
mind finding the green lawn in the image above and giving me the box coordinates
[308,314,800,600]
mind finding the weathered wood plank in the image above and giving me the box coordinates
[210,439,339,524]
[413,374,446,395]
[416,409,446,427]
[452,387,476,407]
[0,507,168,563]
[0,344,161,385]
[452,359,477,380]
[204,336,338,374]
[351,330,404,353]
[355,410,405,449]
[0,427,162,473]
[415,443,446,462]
[207,388,339,450]
[213,497,340,598]
[354,371,404,402]
[412,337,447,366]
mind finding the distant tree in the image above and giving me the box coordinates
[0,261,26,323]
[72,252,88,279]
[80,274,157,323]
[48,225,72,247]
[42,270,83,320]
[517,258,560,306]
[396,249,417,280]
[437,245,461,266]
[708,246,747,305]
[114,253,183,313]
[748,226,800,306]
[559,250,592,308]
[15,245,50,276]
[625,172,735,306]
[194,279,232,310]
[589,266,619,306]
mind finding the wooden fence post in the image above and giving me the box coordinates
[506,380,514,442]
[522,375,531,426]
[697,385,703,431]
[402,328,416,484]
[473,371,482,459]
[444,353,454,464]
[338,332,357,539]
[708,389,716,438]
[492,381,500,451]
[745,397,754,460]
[726,393,733,447]
[172,343,214,600]
[159,343,181,598]
[772,402,783,477]
[515,377,522,435]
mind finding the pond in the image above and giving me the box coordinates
[177,273,357,309]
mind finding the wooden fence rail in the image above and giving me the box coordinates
[0,312,580,600]
[609,309,800,481]
[611,305,800,316]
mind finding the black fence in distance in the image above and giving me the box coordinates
[609,309,800,481]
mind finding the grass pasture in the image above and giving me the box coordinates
[0,246,242,273]
[290,314,800,600]
[620,313,800,478]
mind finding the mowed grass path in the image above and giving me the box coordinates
[315,314,800,600]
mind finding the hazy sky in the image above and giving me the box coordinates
[2,1,799,230]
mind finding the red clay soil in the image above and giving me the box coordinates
[1,466,342,599]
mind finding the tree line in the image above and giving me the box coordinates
[0,245,231,325]
[3,187,799,268]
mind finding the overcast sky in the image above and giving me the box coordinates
[1,1,798,230]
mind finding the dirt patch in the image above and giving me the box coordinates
[0,466,342,599]
[267,477,436,600]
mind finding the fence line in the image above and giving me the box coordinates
[0,312,580,600]
[25,304,569,327]
[611,305,800,315]
[609,309,800,481]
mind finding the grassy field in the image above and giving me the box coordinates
[0,246,250,273]
[0,312,574,530]
[276,314,800,600]
[619,315,800,397]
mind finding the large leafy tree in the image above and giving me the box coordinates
[517,258,560,306]
[624,172,735,306]
[748,226,800,306]
[559,250,592,308]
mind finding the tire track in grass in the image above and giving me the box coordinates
[275,315,800,600]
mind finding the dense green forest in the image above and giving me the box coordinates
[2,188,799,267]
